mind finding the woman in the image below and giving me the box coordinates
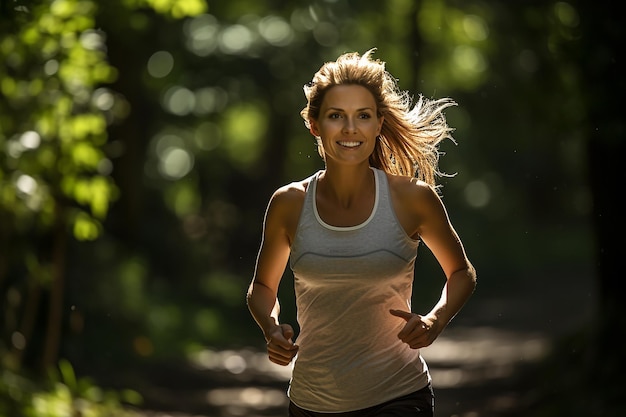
[247,49,477,417]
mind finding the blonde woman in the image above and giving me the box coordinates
[247,49,476,417]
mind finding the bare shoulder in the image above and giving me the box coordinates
[386,173,443,212]
[265,176,314,243]
[385,173,450,239]
[269,178,310,211]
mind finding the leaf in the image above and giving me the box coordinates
[58,359,77,392]
[73,211,101,240]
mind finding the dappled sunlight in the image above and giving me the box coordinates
[184,10,301,58]
[219,24,254,55]
[183,14,219,56]
[422,326,550,388]
[554,2,579,28]
[1,0,607,416]
[162,86,196,116]
[451,45,487,81]
[193,88,228,115]
[147,133,196,182]
[463,15,489,41]
[152,330,554,416]
[221,102,269,169]
[6,132,40,158]
[147,51,174,79]
[182,348,292,415]
[165,180,201,217]
[19,130,42,150]
[290,7,317,31]
[159,147,194,179]
[188,348,293,381]
[258,16,295,47]
[464,179,490,208]
[193,121,223,150]
[206,387,287,412]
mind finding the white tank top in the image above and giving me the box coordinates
[288,167,431,412]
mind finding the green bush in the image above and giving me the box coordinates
[1,359,142,417]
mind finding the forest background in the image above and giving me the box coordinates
[0,0,623,416]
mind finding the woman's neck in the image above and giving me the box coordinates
[318,163,375,209]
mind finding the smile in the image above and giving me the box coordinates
[337,141,362,148]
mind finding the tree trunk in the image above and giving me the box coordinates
[13,282,41,368]
[41,202,68,371]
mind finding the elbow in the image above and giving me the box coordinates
[450,263,477,289]
[467,263,477,290]
[245,282,254,306]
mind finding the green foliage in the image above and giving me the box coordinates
[123,0,207,19]
[0,0,214,412]
[27,360,142,417]
[0,0,603,415]
[1,359,142,417]
[0,0,118,241]
[0,368,35,416]
[222,101,270,170]
[417,0,491,92]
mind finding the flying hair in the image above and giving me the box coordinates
[301,48,457,187]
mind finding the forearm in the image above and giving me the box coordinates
[246,281,281,340]
[427,264,477,327]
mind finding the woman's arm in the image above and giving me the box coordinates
[246,187,300,365]
[391,181,477,349]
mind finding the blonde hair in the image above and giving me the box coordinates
[301,49,456,186]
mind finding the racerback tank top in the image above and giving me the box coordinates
[288,167,431,412]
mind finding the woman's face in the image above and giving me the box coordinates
[310,84,384,166]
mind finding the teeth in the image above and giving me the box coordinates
[338,141,361,147]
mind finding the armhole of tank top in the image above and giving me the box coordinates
[379,169,421,245]
[289,172,320,259]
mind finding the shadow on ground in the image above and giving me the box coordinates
[118,271,596,417]
[122,327,549,417]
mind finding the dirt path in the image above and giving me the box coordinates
[129,327,548,417]
[130,271,596,417]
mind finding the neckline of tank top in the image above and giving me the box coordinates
[311,167,380,232]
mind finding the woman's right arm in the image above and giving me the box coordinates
[246,187,300,366]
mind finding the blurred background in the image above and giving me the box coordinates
[0,0,623,416]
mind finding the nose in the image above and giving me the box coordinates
[342,117,357,134]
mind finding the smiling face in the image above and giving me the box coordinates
[309,84,384,167]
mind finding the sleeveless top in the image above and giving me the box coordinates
[288,167,431,412]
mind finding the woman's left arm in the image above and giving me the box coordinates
[391,181,477,349]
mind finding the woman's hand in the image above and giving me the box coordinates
[265,323,299,366]
[389,309,438,349]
